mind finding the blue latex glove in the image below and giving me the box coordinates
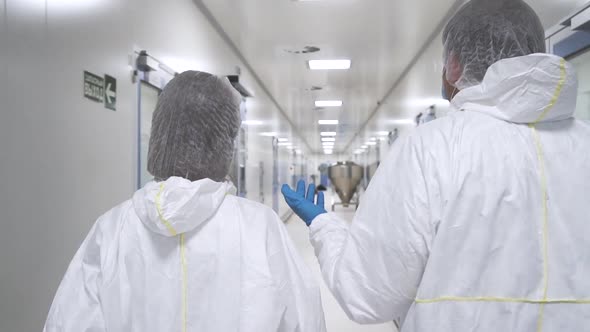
[281,180,327,226]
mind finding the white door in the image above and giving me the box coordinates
[570,51,590,120]
[138,82,160,188]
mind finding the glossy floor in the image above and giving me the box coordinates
[285,191,397,332]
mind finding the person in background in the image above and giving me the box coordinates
[282,0,590,331]
[44,71,326,332]
[419,105,437,125]
[414,112,423,126]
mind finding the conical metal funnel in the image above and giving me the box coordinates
[328,162,363,207]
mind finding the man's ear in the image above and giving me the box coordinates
[445,53,462,84]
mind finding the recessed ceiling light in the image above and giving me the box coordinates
[308,59,351,70]
[367,142,377,146]
[369,137,377,141]
[323,144,335,148]
[322,137,336,142]
[320,132,337,136]
[315,100,343,107]
[295,149,302,154]
[324,151,334,155]
[278,138,289,142]
[376,131,390,136]
[318,120,339,125]
[242,120,264,125]
[278,142,292,146]
[361,145,368,149]
[260,132,278,137]
[354,150,364,154]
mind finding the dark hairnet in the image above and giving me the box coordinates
[443,0,546,89]
[148,71,242,182]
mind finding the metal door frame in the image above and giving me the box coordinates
[133,50,177,190]
[546,2,590,59]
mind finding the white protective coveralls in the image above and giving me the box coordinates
[44,177,326,332]
[310,54,590,331]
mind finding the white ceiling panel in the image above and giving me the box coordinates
[197,0,590,154]
[198,0,460,153]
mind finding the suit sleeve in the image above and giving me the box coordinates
[310,133,436,325]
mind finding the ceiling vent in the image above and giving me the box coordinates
[285,46,321,54]
[305,85,323,92]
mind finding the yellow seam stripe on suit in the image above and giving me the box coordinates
[415,297,590,304]
[533,59,567,124]
[155,184,187,331]
[416,60,578,330]
[155,183,178,236]
[531,125,549,332]
[531,58,566,332]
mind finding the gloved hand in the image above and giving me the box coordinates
[281,180,327,226]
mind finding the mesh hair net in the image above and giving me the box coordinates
[147,71,242,182]
[443,0,546,90]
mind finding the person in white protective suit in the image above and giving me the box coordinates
[282,0,590,331]
[44,71,326,332]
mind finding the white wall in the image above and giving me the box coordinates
[349,0,589,158]
[0,1,305,330]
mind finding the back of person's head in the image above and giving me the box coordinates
[147,70,242,182]
[443,0,546,89]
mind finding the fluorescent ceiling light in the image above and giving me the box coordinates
[278,142,292,146]
[322,137,336,142]
[320,132,337,137]
[242,120,264,126]
[295,149,302,154]
[388,119,415,125]
[322,141,335,145]
[367,142,377,146]
[315,100,343,107]
[309,59,351,70]
[278,138,289,142]
[260,132,278,137]
[361,145,368,149]
[354,150,364,154]
[376,131,390,136]
[324,151,334,155]
[50,0,104,15]
[369,137,377,141]
[318,120,339,125]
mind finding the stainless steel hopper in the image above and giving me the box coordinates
[328,161,363,210]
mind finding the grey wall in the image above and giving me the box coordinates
[0,0,303,330]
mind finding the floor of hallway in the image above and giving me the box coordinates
[284,191,397,332]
